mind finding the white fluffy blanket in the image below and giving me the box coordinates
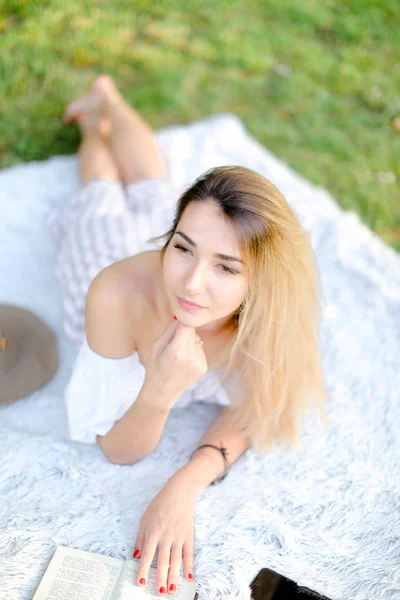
[1,114,399,600]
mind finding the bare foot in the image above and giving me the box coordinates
[62,75,123,137]
[77,115,112,139]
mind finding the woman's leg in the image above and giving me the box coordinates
[102,77,169,184]
[78,117,120,185]
[64,75,169,186]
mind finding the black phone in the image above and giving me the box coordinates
[250,568,332,600]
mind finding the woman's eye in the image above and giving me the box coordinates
[173,243,190,254]
[220,265,236,274]
[173,243,237,275]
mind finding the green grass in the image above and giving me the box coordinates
[1,0,399,250]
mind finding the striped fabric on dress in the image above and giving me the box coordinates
[47,177,185,346]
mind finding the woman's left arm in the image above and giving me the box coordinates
[172,406,251,491]
[133,407,250,596]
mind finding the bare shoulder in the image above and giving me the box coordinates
[85,251,160,358]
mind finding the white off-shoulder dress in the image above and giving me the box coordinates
[47,176,232,444]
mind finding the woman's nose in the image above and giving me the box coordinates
[185,264,207,292]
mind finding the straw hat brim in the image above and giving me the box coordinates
[0,304,58,405]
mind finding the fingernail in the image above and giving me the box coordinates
[173,315,177,320]
[159,586,166,594]
[169,584,176,592]
[133,549,140,558]
[188,573,193,579]
[139,577,146,585]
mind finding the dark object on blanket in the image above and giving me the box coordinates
[250,568,332,600]
[0,304,58,404]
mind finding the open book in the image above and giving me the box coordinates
[32,546,198,600]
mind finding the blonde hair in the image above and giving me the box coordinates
[149,166,330,452]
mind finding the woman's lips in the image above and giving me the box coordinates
[177,296,205,311]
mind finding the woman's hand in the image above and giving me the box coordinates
[133,476,197,595]
[144,317,208,407]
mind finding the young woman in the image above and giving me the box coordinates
[48,75,329,597]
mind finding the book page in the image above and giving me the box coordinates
[113,560,197,600]
[32,546,124,600]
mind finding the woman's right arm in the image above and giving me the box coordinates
[85,266,177,465]
[96,382,172,465]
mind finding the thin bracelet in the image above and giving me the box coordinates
[190,443,230,485]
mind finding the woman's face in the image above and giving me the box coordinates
[162,200,247,334]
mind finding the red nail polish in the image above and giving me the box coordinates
[169,584,176,592]
[173,315,177,320]
[159,586,166,593]
[139,577,146,585]
[188,573,193,579]
[133,549,140,558]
